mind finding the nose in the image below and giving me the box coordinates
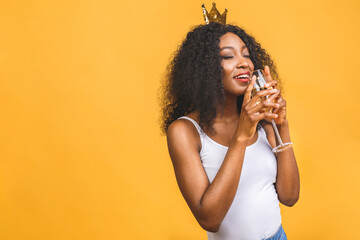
[236,57,250,69]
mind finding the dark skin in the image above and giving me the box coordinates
[166,32,300,233]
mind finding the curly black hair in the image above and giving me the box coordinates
[159,22,281,135]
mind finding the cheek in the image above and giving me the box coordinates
[249,60,255,71]
[221,62,235,76]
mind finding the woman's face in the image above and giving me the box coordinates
[219,32,254,97]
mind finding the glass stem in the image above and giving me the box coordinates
[271,119,284,145]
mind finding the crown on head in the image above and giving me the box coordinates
[202,3,228,25]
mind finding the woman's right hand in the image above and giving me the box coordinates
[234,75,280,141]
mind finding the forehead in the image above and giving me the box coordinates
[219,32,247,49]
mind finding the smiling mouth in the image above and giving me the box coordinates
[234,73,250,83]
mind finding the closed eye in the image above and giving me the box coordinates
[221,56,234,59]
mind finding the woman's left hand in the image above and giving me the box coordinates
[263,66,287,125]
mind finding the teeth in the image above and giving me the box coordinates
[235,74,249,79]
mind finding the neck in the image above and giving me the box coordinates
[215,94,239,121]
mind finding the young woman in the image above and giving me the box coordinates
[159,22,300,240]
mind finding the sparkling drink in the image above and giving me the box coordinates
[251,69,293,153]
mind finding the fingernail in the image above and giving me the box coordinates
[275,114,278,118]
[271,89,277,93]
[276,104,280,107]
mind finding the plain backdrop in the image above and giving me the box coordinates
[0,0,359,239]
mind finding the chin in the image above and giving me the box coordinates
[225,89,246,98]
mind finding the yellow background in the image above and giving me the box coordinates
[0,0,359,239]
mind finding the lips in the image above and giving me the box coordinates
[233,71,250,83]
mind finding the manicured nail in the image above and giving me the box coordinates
[275,114,278,117]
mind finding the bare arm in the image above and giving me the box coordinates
[167,121,248,232]
[167,78,280,232]
[274,120,300,206]
[262,121,300,207]
[262,66,300,207]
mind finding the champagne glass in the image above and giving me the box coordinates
[251,69,293,153]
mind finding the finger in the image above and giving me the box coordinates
[250,88,277,105]
[267,89,281,102]
[272,98,286,114]
[265,80,278,89]
[243,75,256,105]
[248,100,280,114]
[264,65,272,81]
[253,111,278,121]
[273,105,285,114]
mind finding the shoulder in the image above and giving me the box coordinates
[167,116,201,153]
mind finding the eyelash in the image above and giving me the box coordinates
[221,55,251,59]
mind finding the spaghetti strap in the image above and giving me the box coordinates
[177,116,204,136]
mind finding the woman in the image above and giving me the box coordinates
[159,22,300,240]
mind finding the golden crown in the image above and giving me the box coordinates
[202,3,228,25]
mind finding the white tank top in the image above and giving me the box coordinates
[178,116,282,240]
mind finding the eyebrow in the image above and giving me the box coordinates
[219,45,248,51]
